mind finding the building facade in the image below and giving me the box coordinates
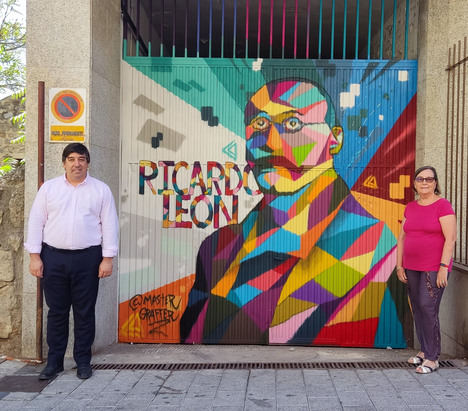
[23,0,467,359]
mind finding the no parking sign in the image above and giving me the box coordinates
[49,88,86,142]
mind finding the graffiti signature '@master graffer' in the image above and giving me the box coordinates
[129,293,182,336]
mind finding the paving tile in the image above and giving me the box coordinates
[365,386,401,399]
[0,400,29,410]
[447,379,468,398]
[276,390,308,407]
[306,396,344,410]
[63,391,97,401]
[158,370,196,393]
[369,395,410,410]
[435,398,468,410]
[24,392,67,404]
[90,392,126,406]
[373,404,410,410]
[276,369,305,387]
[414,372,446,386]
[337,389,374,407]
[180,397,214,409]
[357,370,394,389]
[114,397,154,410]
[188,369,223,387]
[213,390,245,406]
[41,379,82,395]
[426,384,466,399]
[399,389,440,407]
[330,369,362,382]
[185,388,217,399]
[245,395,277,409]
[218,369,249,391]
[384,369,422,392]
[335,382,371,392]
[303,369,333,383]
[305,382,340,397]
[187,384,218,397]
[247,369,276,391]
[438,369,468,380]
[131,379,166,393]
[151,392,186,406]
[1,391,39,400]
[5,355,468,410]
[0,361,29,376]
[51,398,93,410]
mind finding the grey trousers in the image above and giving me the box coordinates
[406,270,447,361]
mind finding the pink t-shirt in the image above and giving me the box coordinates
[403,198,455,271]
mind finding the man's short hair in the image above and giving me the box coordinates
[62,143,90,163]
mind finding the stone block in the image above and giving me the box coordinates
[7,233,23,252]
[0,283,14,338]
[0,249,14,281]
[9,185,24,228]
[0,319,12,338]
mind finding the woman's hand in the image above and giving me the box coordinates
[396,266,407,283]
[436,268,448,288]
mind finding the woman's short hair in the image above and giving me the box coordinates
[62,143,90,163]
[414,165,441,195]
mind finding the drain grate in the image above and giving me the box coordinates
[92,360,455,371]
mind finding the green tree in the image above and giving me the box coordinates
[0,0,25,176]
[0,0,25,94]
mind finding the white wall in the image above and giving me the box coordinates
[416,0,468,358]
[23,0,121,358]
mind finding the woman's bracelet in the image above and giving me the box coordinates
[440,262,449,268]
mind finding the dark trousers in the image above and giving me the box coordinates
[41,244,102,367]
[406,270,447,361]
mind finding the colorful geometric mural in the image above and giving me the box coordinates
[119,58,417,347]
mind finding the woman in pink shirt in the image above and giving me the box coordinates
[396,166,456,374]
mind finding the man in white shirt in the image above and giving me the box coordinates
[25,143,119,380]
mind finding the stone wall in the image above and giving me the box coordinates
[0,164,24,357]
[417,0,468,359]
[0,94,25,357]
[0,95,24,162]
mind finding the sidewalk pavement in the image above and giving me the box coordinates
[1,344,468,410]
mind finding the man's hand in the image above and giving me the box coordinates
[99,257,113,278]
[29,254,43,278]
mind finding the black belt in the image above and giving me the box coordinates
[42,243,101,254]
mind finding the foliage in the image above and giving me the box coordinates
[0,156,22,176]
[10,87,24,142]
[0,1,25,177]
[0,0,25,94]
[0,89,25,176]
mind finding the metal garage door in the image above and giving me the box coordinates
[118,56,417,347]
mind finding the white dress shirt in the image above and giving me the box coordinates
[25,174,119,257]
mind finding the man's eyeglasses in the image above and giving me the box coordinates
[415,177,435,183]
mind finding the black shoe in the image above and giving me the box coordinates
[39,364,64,380]
[77,364,92,379]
